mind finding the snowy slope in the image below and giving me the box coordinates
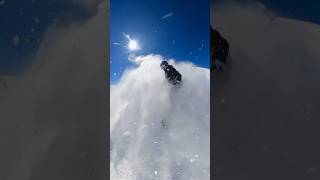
[212,1,320,179]
[110,54,210,180]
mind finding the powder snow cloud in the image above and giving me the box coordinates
[212,1,320,179]
[0,1,108,180]
[111,54,210,179]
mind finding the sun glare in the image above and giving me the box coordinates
[124,33,140,51]
[128,39,139,51]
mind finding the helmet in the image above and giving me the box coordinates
[160,61,168,69]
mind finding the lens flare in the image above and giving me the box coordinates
[128,39,139,51]
[124,33,140,51]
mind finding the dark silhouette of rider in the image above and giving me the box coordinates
[160,61,182,85]
[211,26,229,72]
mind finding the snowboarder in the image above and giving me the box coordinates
[211,26,229,72]
[160,61,182,85]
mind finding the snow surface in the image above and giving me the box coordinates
[110,54,210,180]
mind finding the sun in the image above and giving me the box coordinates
[128,39,139,51]
[124,33,140,51]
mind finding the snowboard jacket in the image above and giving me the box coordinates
[163,65,182,85]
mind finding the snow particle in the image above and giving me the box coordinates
[35,18,40,23]
[123,131,131,137]
[12,36,20,46]
[0,0,6,6]
[161,12,174,20]
[306,167,316,174]
[154,170,158,175]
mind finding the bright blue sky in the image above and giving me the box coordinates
[110,0,210,83]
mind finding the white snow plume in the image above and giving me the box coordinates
[110,54,210,180]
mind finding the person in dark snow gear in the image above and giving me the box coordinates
[160,61,182,85]
[211,26,229,72]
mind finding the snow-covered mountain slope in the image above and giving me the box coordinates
[110,54,210,180]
